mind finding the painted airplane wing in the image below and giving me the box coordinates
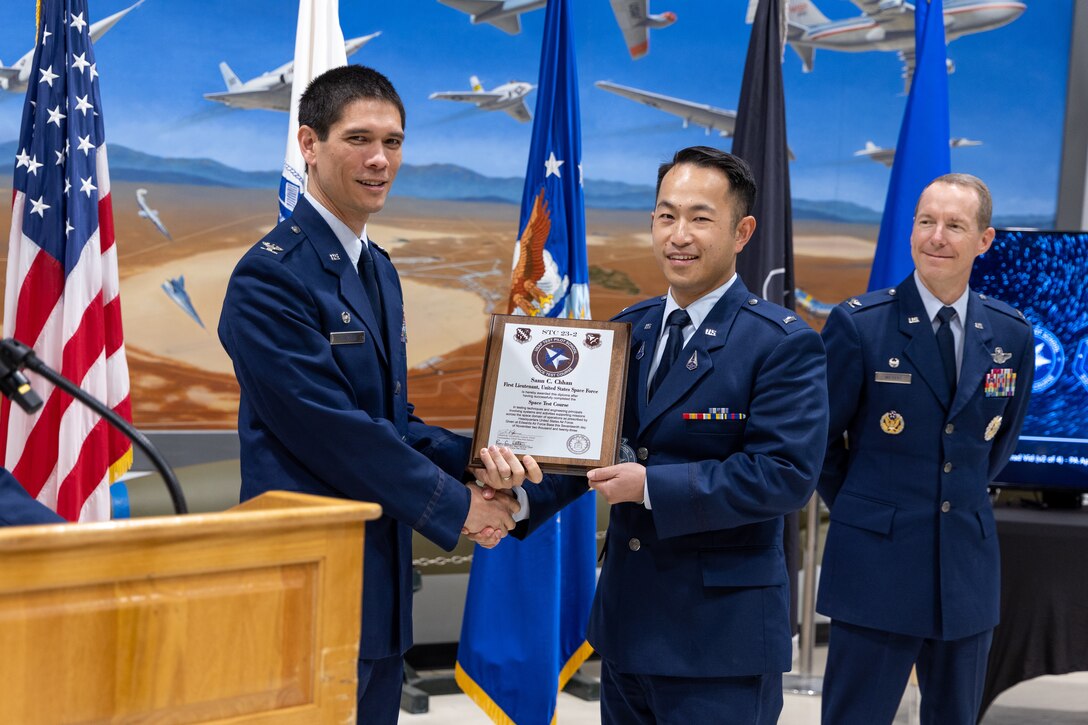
[90,0,146,42]
[437,0,524,34]
[595,81,737,136]
[0,67,18,84]
[608,0,677,59]
[204,87,291,111]
[136,189,172,240]
[503,100,532,123]
[848,0,915,32]
[429,90,505,102]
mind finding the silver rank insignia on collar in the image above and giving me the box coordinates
[908,316,920,324]
[686,351,698,370]
[991,347,1012,364]
[261,241,283,254]
[341,311,351,324]
[329,253,340,261]
[635,341,646,360]
[783,315,797,324]
[848,298,862,308]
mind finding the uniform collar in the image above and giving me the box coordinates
[913,270,969,325]
[661,273,739,330]
[305,193,369,269]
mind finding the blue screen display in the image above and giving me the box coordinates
[970,230,1088,491]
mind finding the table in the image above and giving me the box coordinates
[979,505,1088,721]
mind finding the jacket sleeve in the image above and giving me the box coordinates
[219,254,470,550]
[647,326,830,539]
[817,305,865,509]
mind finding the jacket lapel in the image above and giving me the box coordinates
[628,300,664,426]
[949,292,994,420]
[899,276,951,409]
[293,198,388,365]
[373,247,401,361]
[638,280,747,436]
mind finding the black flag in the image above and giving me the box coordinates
[731,0,802,636]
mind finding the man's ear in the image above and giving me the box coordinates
[298,125,318,166]
[734,215,756,253]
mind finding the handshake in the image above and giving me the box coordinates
[461,445,543,549]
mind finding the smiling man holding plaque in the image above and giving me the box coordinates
[482,147,829,722]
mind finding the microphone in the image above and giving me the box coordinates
[0,338,188,514]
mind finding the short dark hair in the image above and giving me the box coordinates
[656,146,757,223]
[298,65,406,140]
[916,173,993,229]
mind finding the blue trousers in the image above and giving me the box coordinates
[356,655,403,724]
[822,620,993,725]
[600,657,782,725]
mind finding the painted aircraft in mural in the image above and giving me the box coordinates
[595,80,796,159]
[0,0,144,94]
[437,0,676,59]
[429,76,533,122]
[161,276,204,329]
[787,0,1026,90]
[136,188,171,240]
[854,137,983,167]
[203,32,381,111]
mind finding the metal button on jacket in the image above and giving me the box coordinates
[945,423,955,435]
[943,462,953,473]
[941,501,952,513]
[628,538,641,551]
[636,447,648,461]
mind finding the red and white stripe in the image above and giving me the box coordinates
[2,144,132,522]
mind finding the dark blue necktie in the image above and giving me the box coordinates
[649,309,691,400]
[358,241,384,329]
[936,305,957,394]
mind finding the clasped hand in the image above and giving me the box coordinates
[461,446,542,548]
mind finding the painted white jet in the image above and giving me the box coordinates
[854,137,982,167]
[437,0,675,59]
[203,32,380,111]
[136,188,171,240]
[595,80,796,159]
[0,0,144,94]
[787,0,1026,90]
[429,75,533,122]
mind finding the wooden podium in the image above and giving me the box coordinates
[0,491,381,724]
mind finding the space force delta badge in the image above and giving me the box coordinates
[985,368,1017,397]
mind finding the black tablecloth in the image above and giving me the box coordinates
[979,505,1088,720]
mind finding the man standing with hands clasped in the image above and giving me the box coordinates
[482,146,829,722]
[219,65,538,722]
[817,174,1035,724]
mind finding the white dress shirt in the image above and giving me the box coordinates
[306,193,371,265]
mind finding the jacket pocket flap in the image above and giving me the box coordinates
[700,546,786,588]
[976,508,996,539]
[830,493,896,535]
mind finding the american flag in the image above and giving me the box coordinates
[2,0,132,521]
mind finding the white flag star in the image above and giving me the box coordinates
[70,12,88,32]
[39,65,59,87]
[65,219,74,237]
[89,63,98,81]
[55,150,65,165]
[64,177,71,195]
[15,148,30,168]
[26,156,43,175]
[47,105,66,127]
[80,177,97,197]
[42,27,51,43]
[71,52,91,73]
[30,196,50,217]
[74,95,93,115]
[544,151,564,179]
[77,134,95,155]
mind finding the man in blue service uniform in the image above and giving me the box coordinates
[817,174,1034,725]
[489,147,829,722]
[219,66,533,723]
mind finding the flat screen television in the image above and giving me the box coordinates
[969,229,1088,493]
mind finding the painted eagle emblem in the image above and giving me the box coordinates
[508,187,553,316]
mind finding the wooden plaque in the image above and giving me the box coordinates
[471,314,631,475]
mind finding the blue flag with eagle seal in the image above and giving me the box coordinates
[454,0,597,722]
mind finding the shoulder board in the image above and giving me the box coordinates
[978,293,1030,326]
[612,296,664,322]
[248,220,305,261]
[741,296,812,334]
[369,241,391,261]
[838,287,898,315]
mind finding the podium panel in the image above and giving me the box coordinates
[0,491,381,724]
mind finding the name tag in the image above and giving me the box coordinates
[330,331,365,345]
[875,372,912,385]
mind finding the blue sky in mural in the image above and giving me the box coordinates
[0,0,1072,215]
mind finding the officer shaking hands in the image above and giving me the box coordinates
[817,174,1034,725]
